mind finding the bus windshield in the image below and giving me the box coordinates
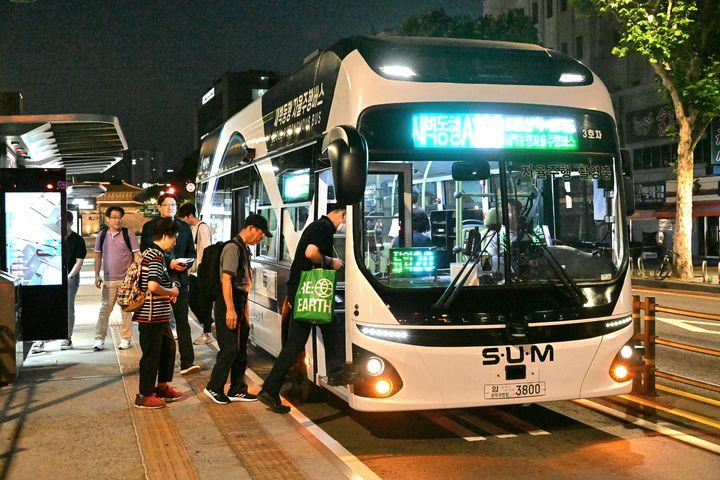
[360,153,624,289]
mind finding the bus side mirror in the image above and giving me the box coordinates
[322,126,368,205]
[623,175,635,216]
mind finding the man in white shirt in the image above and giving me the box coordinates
[178,203,214,344]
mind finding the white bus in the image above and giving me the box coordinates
[196,36,640,412]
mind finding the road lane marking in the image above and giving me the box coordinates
[573,398,720,455]
[656,384,720,407]
[452,411,518,438]
[486,407,551,436]
[421,411,487,442]
[656,316,720,334]
[619,394,720,430]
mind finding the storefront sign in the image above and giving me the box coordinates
[625,104,678,144]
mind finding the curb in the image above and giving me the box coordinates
[632,278,720,294]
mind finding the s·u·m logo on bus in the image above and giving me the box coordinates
[481,345,555,365]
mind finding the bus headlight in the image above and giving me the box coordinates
[620,345,633,359]
[609,341,642,383]
[352,344,403,398]
[366,357,385,376]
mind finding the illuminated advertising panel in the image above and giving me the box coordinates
[412,113,578,150]
[4,192,63,286]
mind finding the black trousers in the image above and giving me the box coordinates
[138,322,176,396]
[189,275,214,333]
[171,287,195,369]
[262,300,343,396]
[206,292,250,394]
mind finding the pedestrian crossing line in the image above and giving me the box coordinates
[485,407,551,436]
[452,411,518,439]
[112,326,200,480]
[421,411,487,441]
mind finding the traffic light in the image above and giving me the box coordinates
[167,186,176,195]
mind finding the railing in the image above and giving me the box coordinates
[632,295,720,395]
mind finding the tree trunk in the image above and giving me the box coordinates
[673,117,695,279]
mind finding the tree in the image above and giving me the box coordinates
[396,8,538,43]
[581,0,720,279]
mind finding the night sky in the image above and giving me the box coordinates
[0,0,481,170]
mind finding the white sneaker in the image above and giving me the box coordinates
[93,339,105,351]
[193,333,212,345]
[30,341,45,354]
[118,339,132,350]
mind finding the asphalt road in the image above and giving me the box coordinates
[632,287,720,391]
[246,294,720,480]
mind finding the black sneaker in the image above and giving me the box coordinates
[258,389,290,414]
[203,387,230,405]
[227,390,258,402]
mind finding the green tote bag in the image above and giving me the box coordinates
[293,268,336,324]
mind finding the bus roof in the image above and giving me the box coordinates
[321,35,593,86]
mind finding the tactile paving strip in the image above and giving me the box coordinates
[184,372,309,480]
[114,327,200,480]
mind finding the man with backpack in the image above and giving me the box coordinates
[203,214,271,404]
[93,206,141,351]
[141,194,200,375]
[177,203,214,345]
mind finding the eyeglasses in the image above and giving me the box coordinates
[108,216,123,220]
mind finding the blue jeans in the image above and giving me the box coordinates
[67,274,80,338]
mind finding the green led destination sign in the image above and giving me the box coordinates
[412,113,578,150]
[390,248,436,276]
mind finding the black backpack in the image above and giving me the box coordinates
[195,238,241,302]
[99,226,133,252]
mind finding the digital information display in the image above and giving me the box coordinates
[281,169,310,202]
[390,248,436,276]
[412,113,578,150]
[4,192,63,286]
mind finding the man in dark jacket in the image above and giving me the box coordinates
[258,205,346,413]
[141,193,199,375]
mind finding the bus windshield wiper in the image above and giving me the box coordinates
[432,225,500,311]
[521,226,587,311]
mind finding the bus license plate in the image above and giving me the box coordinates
[484,382,546,399]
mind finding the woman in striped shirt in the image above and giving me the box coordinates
[134,218,182,409]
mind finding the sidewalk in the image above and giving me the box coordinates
[632,265,720,293]
[0,262,353,480]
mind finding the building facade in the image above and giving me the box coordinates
[195,70,281,150]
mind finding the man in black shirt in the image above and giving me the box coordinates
[33,210,87,353]
[258,206,346,413]
[140,194,199,375]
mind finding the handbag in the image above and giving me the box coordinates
[293,268,336,324]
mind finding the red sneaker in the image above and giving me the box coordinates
[155,385,183,402]
[134,393,166,409]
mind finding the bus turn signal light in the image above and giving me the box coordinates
[375,379,393,396]
[612,365,629,381]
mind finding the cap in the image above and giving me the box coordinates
[244,213,273,237]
